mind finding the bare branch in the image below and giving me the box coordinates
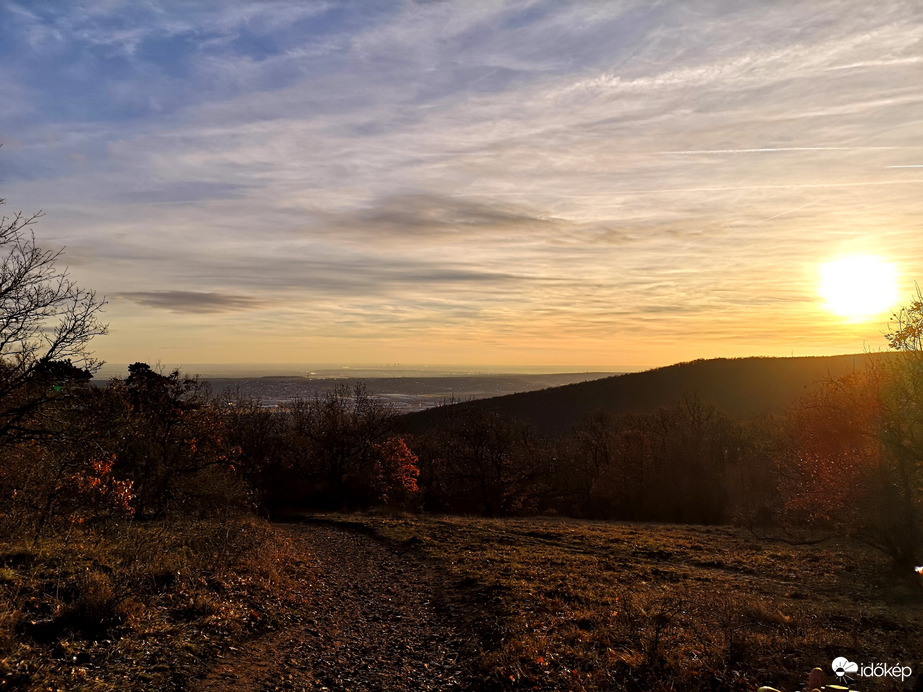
[0,197,107,445]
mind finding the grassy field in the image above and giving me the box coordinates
[0,516,316,691]
[3,513,919,691]
[338,514,922,691]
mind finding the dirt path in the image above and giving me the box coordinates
[192,521,478,691]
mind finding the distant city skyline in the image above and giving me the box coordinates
[2,1,921,368]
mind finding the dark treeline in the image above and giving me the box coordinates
[2,348,920,571]
[0,368,416,532]
[406,397,778,525]
[1,362,237,532]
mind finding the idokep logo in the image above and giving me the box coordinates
[832,656,913,682]
[832,657,858,677]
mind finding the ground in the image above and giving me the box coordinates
[192,520,478,691]
[2,515,920,691]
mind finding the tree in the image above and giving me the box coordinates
[371,437,420,508]
[0,198,106,445]
[425,406,542,516]
[879,287,923,567]
[777,289,923,569]
[779,366,887,532]
[108,363,232,518]
[886,285,923,352]
[287,384,395,508]
[220,389,288,514]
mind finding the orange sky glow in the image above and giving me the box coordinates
[2,2,921,374]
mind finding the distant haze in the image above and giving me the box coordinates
[95,363,639,380]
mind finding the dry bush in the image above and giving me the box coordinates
[61,569,122,636]
[0,444,55,534]
[0,588,20,655]
[613,587,684,669]
[171,467,252,518]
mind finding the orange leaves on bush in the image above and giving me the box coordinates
[72,455,135,515]
[372,437,420,505]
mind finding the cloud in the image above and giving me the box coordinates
[308,192,563,245]
[2,0,922,365]
[116,291,266,314]
[119,181,247,204]
[356,194,554,233]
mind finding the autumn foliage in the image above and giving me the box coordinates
[780,367,887,528]
[767,290,923,569]
[372,437,420,506]
[70,456,135,519]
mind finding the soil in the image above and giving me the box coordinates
[191,520,480,691]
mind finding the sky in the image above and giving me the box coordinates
[1,0,921,372]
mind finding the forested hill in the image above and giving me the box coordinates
[401,353,891,433]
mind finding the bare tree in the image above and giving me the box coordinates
[287,383,396,508]
[0,198,107,443]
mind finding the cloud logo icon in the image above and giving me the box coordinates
[832,657,859,676]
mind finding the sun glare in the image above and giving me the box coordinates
[819,256,899,320]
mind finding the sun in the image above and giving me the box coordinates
[819,256,899,320]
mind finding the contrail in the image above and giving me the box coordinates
[660,146,905,155]
[769,201,818,220]
[887,165,923,168]
[451,179,923,199]
[613,179,923,194]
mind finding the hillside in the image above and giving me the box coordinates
[401,353,891,432]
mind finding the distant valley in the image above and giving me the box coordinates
[200,371,620,411]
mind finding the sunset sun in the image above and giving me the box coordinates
[819,256,899,320]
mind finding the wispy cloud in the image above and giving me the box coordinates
[659,147,908,155]
[1,0,921,366]
[117,291,267,314]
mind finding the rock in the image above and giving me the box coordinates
[807,666,825,689]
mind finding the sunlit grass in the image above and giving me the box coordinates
[346,514,921,691]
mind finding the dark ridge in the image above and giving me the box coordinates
[400,353,894,433]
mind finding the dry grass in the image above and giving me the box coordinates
[0,514,316,691]
[340,514,922,691]
[5,512,918,690]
